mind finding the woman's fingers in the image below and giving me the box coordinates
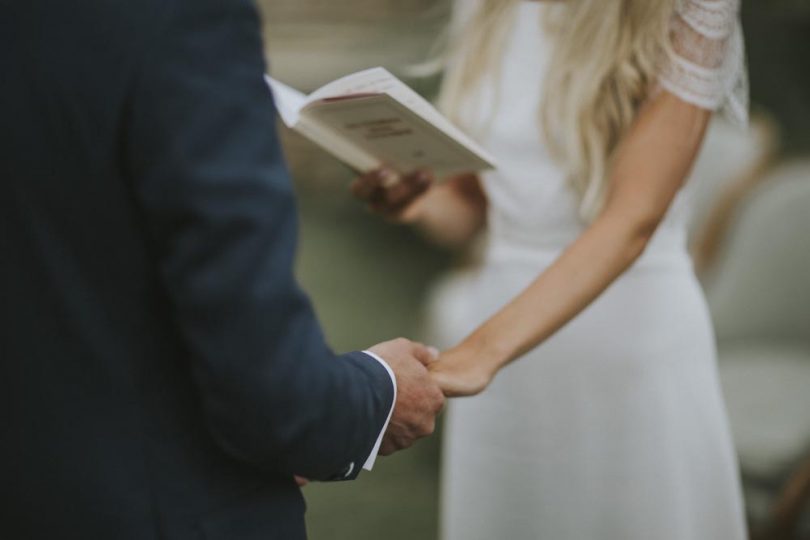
[409,343,441,367]
[350,167,401,198]
[374,170,433,217]
[429,352,493,398]
[430,370,472,398]
[350,168,389,200]
[352,167,434,220]
[383,177,419,207]
[350,169,378,197]
[390,170,433,204]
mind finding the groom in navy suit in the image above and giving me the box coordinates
[0,0,444,539]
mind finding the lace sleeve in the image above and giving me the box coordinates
[659,0,749,126]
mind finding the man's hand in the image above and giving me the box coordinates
[369,338,445,456]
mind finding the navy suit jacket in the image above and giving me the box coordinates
[0,1,395,538]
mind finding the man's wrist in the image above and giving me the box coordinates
[359,350,397,471]
[362,350,397,392]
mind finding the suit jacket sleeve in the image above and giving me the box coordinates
[124,0,394,481]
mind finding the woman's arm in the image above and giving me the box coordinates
[431,91,712,396]
[410,173,488,247]
[351,170,488,249]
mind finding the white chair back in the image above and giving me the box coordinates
[705,160,810,345]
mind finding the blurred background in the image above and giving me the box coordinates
[258,1,810,539]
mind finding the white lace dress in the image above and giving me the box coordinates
[430,1,749,539]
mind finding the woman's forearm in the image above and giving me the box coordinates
[448,92,711,378]
[411,174,488,248]
[454,209,652,372]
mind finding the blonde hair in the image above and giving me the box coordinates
[439,0,675,219]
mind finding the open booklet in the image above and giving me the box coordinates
[266,67,496,177]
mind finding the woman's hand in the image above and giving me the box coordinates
[350,166,434,223]
[429,347,497,398]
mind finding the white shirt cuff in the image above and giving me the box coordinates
[360,350,397,471]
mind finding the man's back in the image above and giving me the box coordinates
[0,1,399,538]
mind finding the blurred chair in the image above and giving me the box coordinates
[688,113,780,270]
[697,157,810,540]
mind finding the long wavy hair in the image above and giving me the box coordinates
[438,0,675,218]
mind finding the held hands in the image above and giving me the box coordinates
[296,342,491,487]
[370,338,445,456]
[428,347,497,398]
[372,339,498,454]
[351,167,434,222]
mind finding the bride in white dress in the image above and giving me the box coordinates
[352,0,749,538]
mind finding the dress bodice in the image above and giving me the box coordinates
[447,0,746,259]
[454,2,688,255]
